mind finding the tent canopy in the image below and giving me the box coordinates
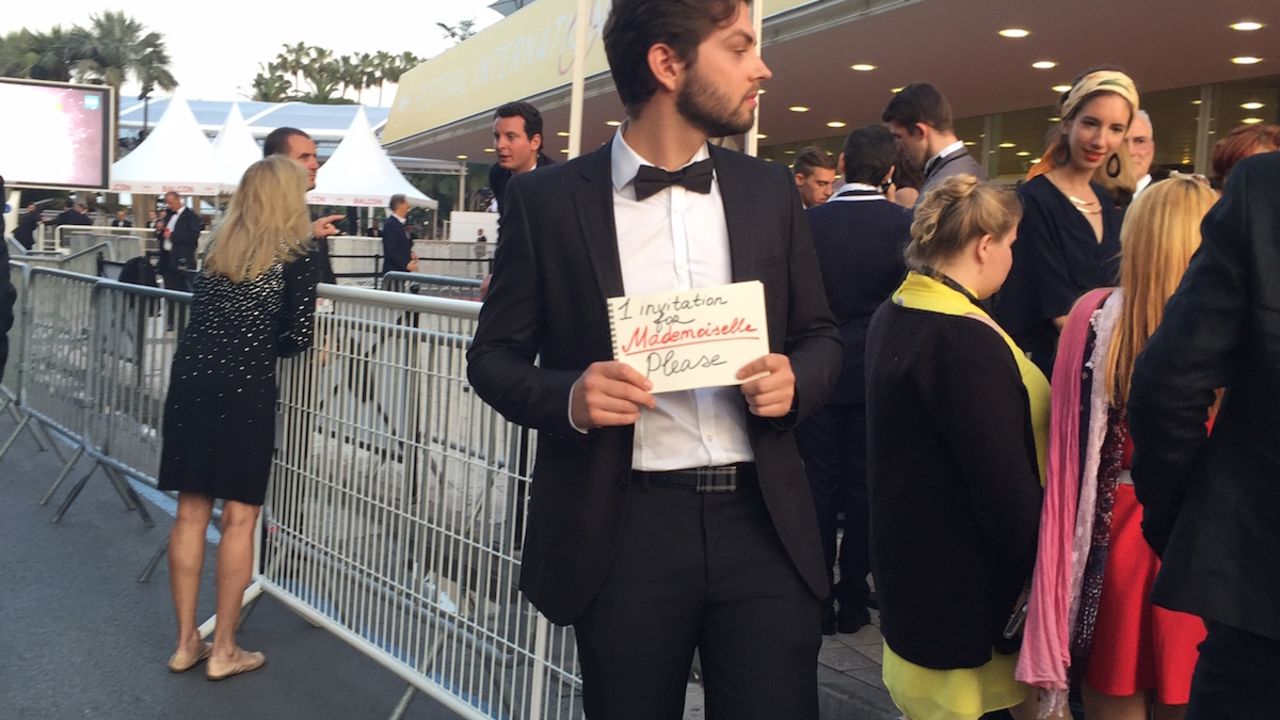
[306,108,437,210]
[212,103,262,189]
[110,94,224,195]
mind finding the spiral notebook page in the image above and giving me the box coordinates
[606,280,770,393]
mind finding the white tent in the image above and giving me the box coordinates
[109,93,223,196]
[212,103,262,191]
[306,108,437,209]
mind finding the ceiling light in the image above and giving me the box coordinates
[560,148,570,153]
[1241,102,1265,110]
[998,28,1030,38]
[1242,117,1265,125]
[963,141,976,146]
[1032,60,1057,70]
[556,131,569,137]
[757,88,767,95]
[1048,116,1061,122]
[756,133,768,139]
[606,120,622,127]
[483,148,494,153]
[1230,21,1263,31]
[998,142,1017,148]
[850,64,877,72]
[788,105,810,112]
[1051,84,1072,93]
[890,87,904,94]
[1191,99,1203,105]
[1016,151,1031,157]
[1232,56,1263,65]
[456,154,468,159]
[826,121,847,128]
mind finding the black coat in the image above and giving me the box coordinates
[164,207,203,250]
[804,194,911,404]
[15,211,39,250]
[489,153,555,226]
[467,142,842,625]
[1129,152,1280,642]
[380,216,412,274]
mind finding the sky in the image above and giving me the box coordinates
[2,1,505,105]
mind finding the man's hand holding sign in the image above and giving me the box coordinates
[570,280,789,430]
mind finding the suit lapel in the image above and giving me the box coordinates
[709,144,755,282]
[572,144,625,299]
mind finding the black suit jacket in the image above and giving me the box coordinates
[467,142,842,625]
[805,195,911,404]
[1129,152,1280,641]
[380,216,412,274]
[165,207,202,249]
[489,153,556,226]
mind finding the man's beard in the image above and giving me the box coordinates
[676,65,754,138]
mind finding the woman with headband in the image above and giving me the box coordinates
[994,69,1139,377]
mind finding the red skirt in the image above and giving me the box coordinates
[1084,483,1206,704]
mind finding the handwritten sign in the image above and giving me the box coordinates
[606,281,770,393]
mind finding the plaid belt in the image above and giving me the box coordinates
[631,463,757,493]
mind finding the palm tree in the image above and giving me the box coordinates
[135,32,177,134]
[27,26,78,82]
[276,41,309,90]
[372,50,396,105]
[251,63,293,102]
[70,11,147,90]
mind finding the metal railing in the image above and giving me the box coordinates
[1,266,584,719]
[380,272,484,301]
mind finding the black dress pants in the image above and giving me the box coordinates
[573,478,821,720]
[794,402,871,611]
[1186,620,1280,720]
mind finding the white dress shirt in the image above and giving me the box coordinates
[1135,174,1153,196]
[598,130,755,471]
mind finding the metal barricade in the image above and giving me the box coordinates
[2,262,26,407]
[380,272,484,301]
[256,284,581,720]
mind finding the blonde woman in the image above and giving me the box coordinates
[866,175,1053,720]
[158,155,319,680]
[1018,175,1219,719]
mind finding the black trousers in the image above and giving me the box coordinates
[1186,621,1280,720]
[573,478,821,720]
[794,402,871,610]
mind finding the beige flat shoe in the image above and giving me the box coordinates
[167,642,213,673]
[206,649,266,681]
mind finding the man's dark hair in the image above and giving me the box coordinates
[493,102,544,141]
[604,0,745,116]
[64,199,76,209]
[882,82,953,134]
[389,194,407,211]
[841,125,898,186]
[792,146,836,177]
[264,127,312,158]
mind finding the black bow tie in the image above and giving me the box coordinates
[633,158,714,201]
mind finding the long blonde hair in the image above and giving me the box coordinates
[203,155,313,282]
[1105,175,1218,405]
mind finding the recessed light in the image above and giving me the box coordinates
[556,131,569,137]
[788,106,810,112]
[1241,102,1265,110]
[890,87,904,94]
[1051,84,1072,93]
[784,150,796,155]
[757,133,768,139]
[606,120,621,127]
[963,141,976,146]
[483,148,494,153]
[560,148,570,153]
[1242,117,1265,125]
[1231,21,1263,31]
[1048,116,1061,122]
[850,64,877,72]
[998,28,1030,38]
[1191,100,1203,105]
[757,89,767,95]
[998,142,1017,148]
[826,121,847,128]
[1016,151,1031,157]
[1232,56,1263,65]
[456,154,468,159]
[1032,60,1057,70]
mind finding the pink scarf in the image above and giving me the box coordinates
[1015,288,1114,716]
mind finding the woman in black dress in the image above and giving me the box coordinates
[995,69,1140,376]
[159,155,318,680]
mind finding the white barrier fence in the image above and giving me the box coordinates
[1,263,584,719]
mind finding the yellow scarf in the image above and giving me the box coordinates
[893,272,1050,483]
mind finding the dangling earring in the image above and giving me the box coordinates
[1106,153,1121,178]
[1053,138,1071,167]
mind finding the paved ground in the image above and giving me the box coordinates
[0,410,899,720]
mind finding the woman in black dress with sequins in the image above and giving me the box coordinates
[159,156,319,681]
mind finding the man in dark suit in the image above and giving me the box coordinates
[797,124,911,636]
[380,194,417,275]
[467,2,840,717]
[51,200,92,229]
[160,191,203,290]
[1129,151,1280,718]
[15,203,41,251]
[110,209,133,228]
[1,177,15,384]
[882,82,985,203]
[264,126,344,285]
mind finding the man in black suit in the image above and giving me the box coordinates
[15,203,41,251]
[380,194,417,275]
[51,200,92,229]
[160,191,203,289]
[467,2,840,717]
[797,124,911,636]
[882,82,985,203]
[264,127,344,285]
[110,209,133,228]
[1130,151,1280,719]
[0,177,15,384]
